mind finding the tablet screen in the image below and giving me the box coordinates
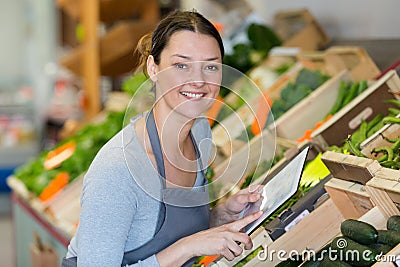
[240,145,310,235]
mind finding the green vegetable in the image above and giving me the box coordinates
[223,23,281,73]
[295,69,330,91]
[377,229,400,247]
[385,99,400,108]
[369,243,393,255]
[366,114,384,135]
[328,80,349,115]
[380,160,400,169]
[357,80,368,95]
[247,23,281,52]
[389,107,400,116]
[318,257,352,267]
[342,81,359,106]
[340,219,378,245]
[274,256,303,267]
[383,116,400,125]
[346,135,365,158]
[330,236,376,266]
[387,215,400,232]
[373,146,394,161]
[14,111,125,196]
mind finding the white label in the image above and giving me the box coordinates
[284,209,310,232]
[348,107,373,129]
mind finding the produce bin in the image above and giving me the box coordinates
[312,70,400,148]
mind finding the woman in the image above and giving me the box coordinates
[63,10,263,267]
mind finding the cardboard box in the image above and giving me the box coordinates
[273,8,330,51]
[30,234,58,267]
[60,20,156,77]
[312,70,400,148]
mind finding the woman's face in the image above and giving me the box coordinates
[147,30,222,119]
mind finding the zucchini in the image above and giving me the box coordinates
[331,236,376,266]
[318,257,352,267]
[369,243,393,255]
[300,259,321,267]
[387,215,400,233]
[340,219,378,245]
[377,229,400,247]
[274,257,302,267]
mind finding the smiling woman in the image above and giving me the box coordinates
[62,10,263,267]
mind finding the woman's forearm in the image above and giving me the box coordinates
[155,237,194,267]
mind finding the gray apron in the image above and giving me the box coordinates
[62,110,210,267]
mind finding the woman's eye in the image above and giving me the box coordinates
[174,63,188,69]
[205,65,219,71]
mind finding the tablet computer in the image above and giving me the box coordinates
[239,145,310,235]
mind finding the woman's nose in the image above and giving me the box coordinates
[189,69,206,88]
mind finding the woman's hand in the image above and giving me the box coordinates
[184,210,263,261]
[210,185,263,227]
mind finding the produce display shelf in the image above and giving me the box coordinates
[11,192,69,267]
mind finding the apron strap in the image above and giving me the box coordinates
[146,109,166,234]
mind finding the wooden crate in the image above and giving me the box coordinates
[241,199,399,266]
[366,168,400,219]
[7,174,83,237]
[360,117,400,159]
[273,8,330,51]
[321,151,382,185]
[297,46,381,80]
[312,70,400,148]
[271,69,352,141]
[325,177,373,219]
[242,198,345,266]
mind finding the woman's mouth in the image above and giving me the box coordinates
[179,91,206,99]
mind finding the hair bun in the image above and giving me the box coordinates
[137,33,152,57]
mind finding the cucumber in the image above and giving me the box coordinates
[377,229,400,247]
[331,236,376,266]
[318,257,352,267]
[274,257,302,267]
[369,243,393,255]
[387,215,400,233]
[300,259,321,267]
[340,219,378,245]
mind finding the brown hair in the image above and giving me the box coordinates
[135,10,224,76]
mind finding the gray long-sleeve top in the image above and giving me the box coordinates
[66,112,212,266]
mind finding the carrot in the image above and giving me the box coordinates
[198,255,219,266]
[206,95,224,126]
[251,91,273,136]
[44,141,76,170]
[296,115,333,143]
[39,172,70,202]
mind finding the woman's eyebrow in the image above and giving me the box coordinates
[171,54,220,61]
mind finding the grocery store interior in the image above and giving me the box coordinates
[1,0,400,266]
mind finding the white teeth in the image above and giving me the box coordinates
[180,91,204,98]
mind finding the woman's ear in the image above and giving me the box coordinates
[147,55,158,82]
